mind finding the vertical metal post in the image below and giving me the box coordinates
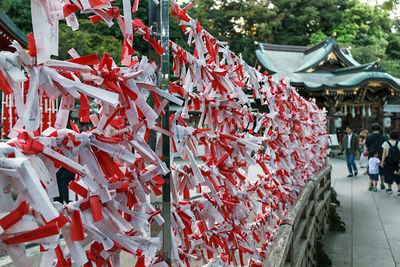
[148,0,160,36]
[1,92,4,139]
[160,0,171,264]
[148,0,162,239]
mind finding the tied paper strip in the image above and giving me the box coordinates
[0,0,328,266]
[0,0,186,265]
[167,1,328,265]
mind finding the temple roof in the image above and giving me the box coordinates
[255,36,400,91]
[0,9,27,51]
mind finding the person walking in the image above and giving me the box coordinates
[340,126,360,177]
[359,129,369,168]
[381,130,400,195]
[366,123,386,189]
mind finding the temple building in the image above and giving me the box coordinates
[0,9,28,139]
[0,9,27,51]
[255,35,400,134]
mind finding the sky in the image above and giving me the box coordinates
[360,0,385,4]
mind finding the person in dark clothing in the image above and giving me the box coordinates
[382,130,400,195]
[54,167,75,204]
[340,126,360,177]
[365,123,387,189]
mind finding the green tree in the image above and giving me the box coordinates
[309,30,328,45]
[186,0,355,62]
[1,0,152,62]
[2,0,400,78]
[381,59,400,78]
[349,39,388,63]
[382,33,400,77]
[382,0,399,10]
[271,0,354,45]
[58,20,122,62]
[187,0,280,63]
[1,0,32,33]
[333,2,392,45]
[386,33,400,59]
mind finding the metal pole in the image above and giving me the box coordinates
[148,0,160,35]
[148,0,162,239]
[160,0,171,264]
[1,92,4,139]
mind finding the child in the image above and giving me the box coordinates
[368,150,380,192]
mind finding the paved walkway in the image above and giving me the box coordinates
[325,158,400,267]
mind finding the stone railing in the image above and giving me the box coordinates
[264,165,332,267]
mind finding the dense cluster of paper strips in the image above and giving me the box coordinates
[0,0,327,266]
[168,1,328,266]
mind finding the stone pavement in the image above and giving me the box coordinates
[325,158,400,267]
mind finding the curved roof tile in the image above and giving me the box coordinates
[255,36,399,91]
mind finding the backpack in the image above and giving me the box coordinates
[385,141,400,166]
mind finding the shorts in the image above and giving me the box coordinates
[369,174,379,181]
[384,165,400,185]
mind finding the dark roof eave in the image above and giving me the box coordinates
[0,9,28,48]
[258,43,308,53]
[333,61,380,74]
[290,77,400,92]
[303,39,327,54]
[332,45,358,67]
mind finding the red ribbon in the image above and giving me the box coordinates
[67,54,99,65]
[3,221,60,244]
[89,196,103,222]
[63,4,79,18]
[71,210,85,241]
[0,201,29,231]
[68,181,88,198]
[0,70,13,95]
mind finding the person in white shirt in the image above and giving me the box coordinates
[368,150,380,192]
[381,130,400,195]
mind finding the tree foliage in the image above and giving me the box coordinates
[1,0,400,76]
[382,0,400,10]
[386,33,400,59]
[58,20,123,62]
[270,0,353,45]
[1,0,152,62]
[187,0,400,76]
